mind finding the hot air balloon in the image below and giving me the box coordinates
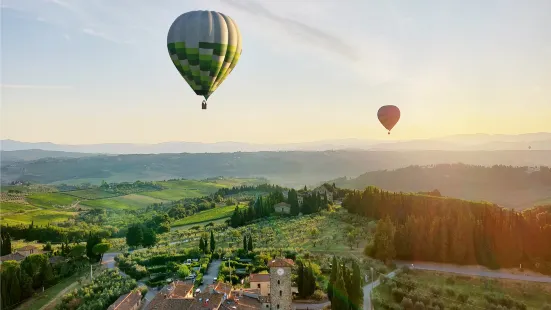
[377,105,400,134]
[167,10,242,110]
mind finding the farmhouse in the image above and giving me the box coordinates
[249,273,271,296]
[273,202,291,214]
[107,290,142,310]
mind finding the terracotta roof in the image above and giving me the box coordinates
[108,291,142,310]
[267,258,294,268]
[213,282,233,296]
[17,245,39,251]
[221,295,262,309]
[170,281,194,298]
[249,274,270,283]
[147,297,194,310]
[0,252,25,262]
[190,292,224,309]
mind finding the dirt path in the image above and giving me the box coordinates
[40,281,81,310]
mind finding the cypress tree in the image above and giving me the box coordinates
[210,230,216,253]
[332,269,349,310]
[243,235,248,251]
[349,261,363,310]
[327,256,338,301]
[248,235,253,251]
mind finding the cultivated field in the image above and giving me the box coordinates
[0,209,76,226]
[80,194,168,210]
[172,204,241,227]
[138,179,228,201]
[25,193,80,209]
[62,189,121,200]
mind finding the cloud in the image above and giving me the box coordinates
[63,34,71,40]
[81,28,118,43]
[221,0,360,62]
[1,84,72,90]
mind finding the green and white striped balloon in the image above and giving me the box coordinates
[167,10,242,101]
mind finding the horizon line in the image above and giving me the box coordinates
[2,131,550,146]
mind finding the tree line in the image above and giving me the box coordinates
[0,232,109,310]
[343,186,551,273]
[229,187,336,228]
[327,256,363,310]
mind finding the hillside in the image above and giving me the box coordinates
[332,164,551,209]
[2,150,551,188]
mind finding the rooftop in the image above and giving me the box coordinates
[0,252,26,262]
[108,291,142,310]
[249,273,270,283]
[17,245,39,251]
[267,258,295,268]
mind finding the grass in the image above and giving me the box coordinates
[80,194,167,210]
[172,204,241,227]
[373,269,551,310]
[26,193,80,209]
[138,179,228,201]
[1,209,77,226]
[62,189,121,199]
[0,201,38,212]
[171,217,230,231]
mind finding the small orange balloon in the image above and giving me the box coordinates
[378,105,400,134]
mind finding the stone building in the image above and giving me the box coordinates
[268,258,294,310]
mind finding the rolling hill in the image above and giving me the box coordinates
[331,164,551,210]
[2,149,551,188]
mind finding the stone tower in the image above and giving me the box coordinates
[268,258,294,310]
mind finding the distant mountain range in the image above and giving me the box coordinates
[2,132,550,154]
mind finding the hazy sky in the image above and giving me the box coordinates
[1,0,550,144]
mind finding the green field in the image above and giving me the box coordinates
[172,204,240,227]
[26,193,80,209]
[0,209,77,226]
[138,179,228,201]
[0,202,38,212]
[373,270,551,310]
[62,189,121,200]
[80,194,167,210]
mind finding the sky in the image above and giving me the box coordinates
[1,0,550,144]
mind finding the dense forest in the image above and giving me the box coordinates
[335,164,551,209]
[343,186,551,274]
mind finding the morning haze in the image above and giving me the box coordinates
[1,1,551,310]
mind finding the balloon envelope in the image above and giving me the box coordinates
[167,10,242,100]
[377,105,401,133]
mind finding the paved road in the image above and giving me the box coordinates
[200,259,222,291]
[363,271,398,310]
[293,301,331,309]
[395,261,551,283]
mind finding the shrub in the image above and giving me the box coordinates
[312,290,326,301]
[445,276,455,285]
[401,297,413,310]
[429,286,442,298]
[414,301,425,310]
[457,292,469,303]
[391,288,407,303]
[445,287,455,297]
[542,304,551,310]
